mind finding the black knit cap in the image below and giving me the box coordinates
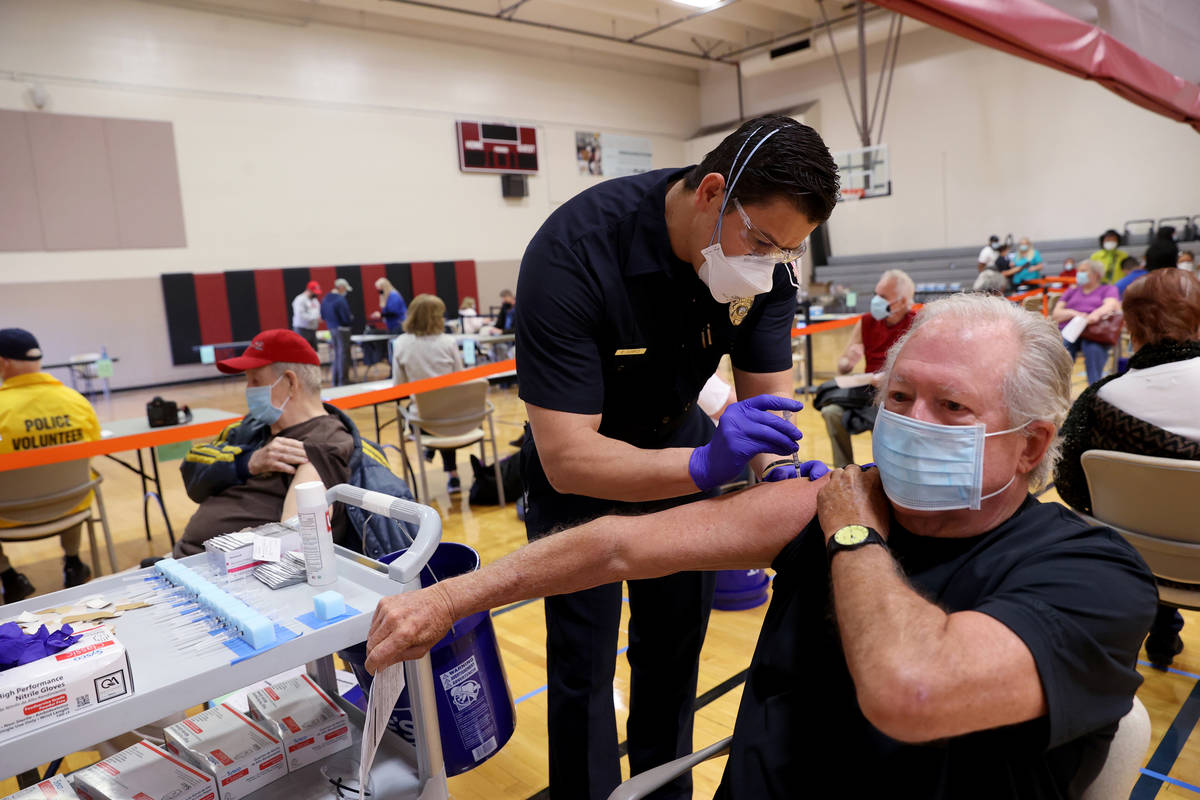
[0,328,43,361]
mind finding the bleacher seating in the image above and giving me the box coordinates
[812,233,1200,315]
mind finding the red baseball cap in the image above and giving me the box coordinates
[216,329,320,374]
[306,280,322,295]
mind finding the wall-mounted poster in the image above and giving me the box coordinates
[575,131,652,178]
[576,132,602,175]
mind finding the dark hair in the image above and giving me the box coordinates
[1145,229,1180,271]
[1123,268,1200,346]
[684,115,840,223]
[1120,256,1141,271]
[1099,229,1123,247]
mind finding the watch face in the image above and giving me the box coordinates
[834,525,870,546]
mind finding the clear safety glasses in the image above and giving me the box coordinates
[732,197,808,265]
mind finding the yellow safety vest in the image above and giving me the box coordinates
[0,372,101,526]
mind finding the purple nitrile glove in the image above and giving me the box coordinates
[762,459,831,482]
[763,464,796,481]
[689,394,805,491]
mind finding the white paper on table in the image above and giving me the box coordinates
[359,661,406,799]
[834,373,877,389]
[251,534,282,563]
[1061,315,1087,344]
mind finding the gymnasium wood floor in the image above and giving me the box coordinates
[3,340,1200,799]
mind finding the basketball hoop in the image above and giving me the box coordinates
[840,188,867,201]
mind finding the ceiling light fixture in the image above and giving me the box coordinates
[672,0,724,9]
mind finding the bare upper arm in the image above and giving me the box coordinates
[281,461,322,521]
[872,609,1047,742]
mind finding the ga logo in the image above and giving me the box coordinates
[449,680,481,710]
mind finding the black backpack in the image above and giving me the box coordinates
[468,453,523,506]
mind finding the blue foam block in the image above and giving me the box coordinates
[223,623,301,665]
[313,591,346,621]
[295,605,362,631]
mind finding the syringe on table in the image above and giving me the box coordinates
[123,558,280,653]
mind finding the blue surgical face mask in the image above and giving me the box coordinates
[869,294,891,320]
[246,373,290,426]
[872,407,1027,511]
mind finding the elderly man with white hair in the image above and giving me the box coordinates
[820,268,917,467]
[364,294,1155,798]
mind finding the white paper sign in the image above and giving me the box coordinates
[359,662,406,799]
[1061,315,1087,344]
[252,535,282,563]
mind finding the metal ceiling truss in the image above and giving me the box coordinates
[817,0,903,146]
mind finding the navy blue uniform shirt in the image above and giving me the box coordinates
[515,166,797,532]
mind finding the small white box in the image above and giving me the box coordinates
[1,775,79,800]
[0,625,133,743]
[164,704,287,800]
[72,741,215,800]
[247,674,351,771]
[204,524,299,576]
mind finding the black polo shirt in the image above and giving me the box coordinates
[515,167,796,532]
[714,497,1156,799]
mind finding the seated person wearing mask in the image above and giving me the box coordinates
[1003,237,1043,287]
[977,234,1001,272]
[821,269,916,467]
[1091,229,1129,284]
[1055,268,1200,668]
[365,294,1155,799]
[1051,259,1120,385]
[1180,250,1196,274]
[175,329,355,557]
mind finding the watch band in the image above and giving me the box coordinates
[826,524,887,560]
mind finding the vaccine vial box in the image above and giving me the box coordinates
[246,674,351,771]
[72,741,215,800]
[1,775,78,800]
[0,625,133,743]
[164,704,287,800]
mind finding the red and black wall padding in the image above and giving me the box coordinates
[161,260,478,365]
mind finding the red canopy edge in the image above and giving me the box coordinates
[869,0,1200,133]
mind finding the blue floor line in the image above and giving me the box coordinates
[493,597,538,617]
[1132,677,1200,800]
[1138,659,1200,682]
[1140,768,1200,795]
[514,646,631,705]
[515,684,548,704]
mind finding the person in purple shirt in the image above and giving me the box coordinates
[1050,259,1120,384]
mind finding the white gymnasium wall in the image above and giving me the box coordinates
[700,25,1200,258]
[0,0,697,288]
[0,0,698,387]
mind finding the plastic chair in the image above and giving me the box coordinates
[605,697,1149,800]
[606,736,731,800]
[397,378,505,506]
[1078,449,1200,610]
[1081,696,1151,800]
[0,459,119,577]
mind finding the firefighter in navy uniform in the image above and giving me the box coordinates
[513,115,841,799]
